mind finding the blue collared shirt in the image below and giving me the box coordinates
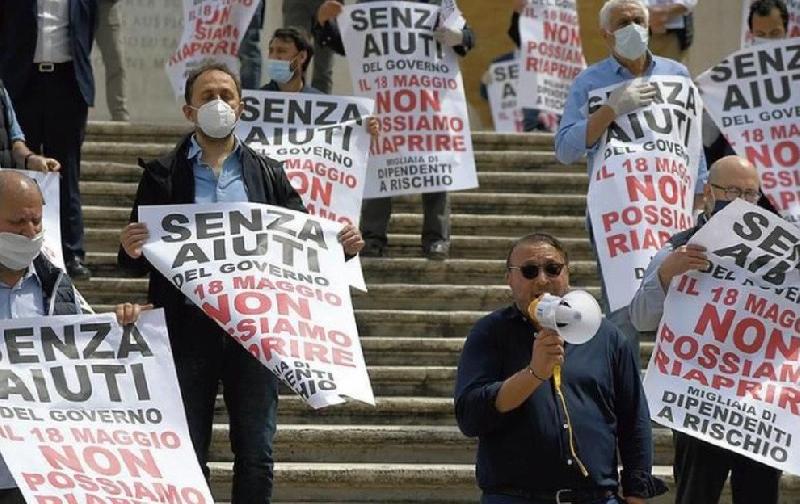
[0,265,45,489]
[555,54,707,191]
[2,88,25,142]
[188,135,249,204]
[455,305,657,497]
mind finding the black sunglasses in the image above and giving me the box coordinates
[508,262,565,279]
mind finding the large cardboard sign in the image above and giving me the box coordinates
[587,76,703,312]
[338,1,478,198]
[697,40,800,223]
[237,90,374,290]
[740,0,800,47]
[165,0,259,98]
[487,59,526,133]
[644,201,800,473]
[0,310,213,502]
[138,203,375,409]
[517,0,586,114]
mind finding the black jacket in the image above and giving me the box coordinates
[117,134,307,320]
[33,254,84,315]
[0,0,97,106]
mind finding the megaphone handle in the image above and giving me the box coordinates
[553,363,562,389]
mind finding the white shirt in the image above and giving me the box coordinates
[647,0,698,30]
[0,266,45,489]
[33,0,72,63]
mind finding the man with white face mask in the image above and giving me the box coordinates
[117,62,365,503]
[555,0,707,371]
[0,170,147,502]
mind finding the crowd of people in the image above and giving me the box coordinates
[0,0,795,503]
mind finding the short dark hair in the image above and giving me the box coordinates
[270,27,315,72]
[505,233,570,269]
[748,0,789,31]
[184,61,242,105]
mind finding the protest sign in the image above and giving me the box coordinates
[438,0,466,30]
[139,203,375,408]
[237,90,375,290]
[486,59,526,133]
[517,0,586,114]
[1,169,64,271]
[587,76,703,312]
[644,203,800,474]
[165,0,259,98]
[697,40,800,223]
[0,310,213,502]
[740,0,800,47]
[338,1,478,198]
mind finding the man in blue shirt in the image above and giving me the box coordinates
[455,232,665,504]
[117,62,365,504]
[555,0,707,367]
[0,170,147,502]
[0,85,60,172]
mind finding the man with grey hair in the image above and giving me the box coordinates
[555,0,707,369]
[629,155,782,504]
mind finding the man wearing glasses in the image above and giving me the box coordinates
[455,233,664,504]
[629,155,781,504]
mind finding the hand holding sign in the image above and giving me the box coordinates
[434,26,464,47]
[317,0,344,24]
[26,154,61,172]
[121,222,150,259]
[657,244,708,290]
[338,223,365,256]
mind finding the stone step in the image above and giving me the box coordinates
[85,228,594,259]
[477,172,587,193]
[79,180,587,215]
[83,209,590,242]
[84,122,559,152]
[269,396,455,425]
[206,462,798,503]
[76,278,600,312]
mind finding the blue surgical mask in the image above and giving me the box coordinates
[711,198,733,216]
[613,23,649,60]
[266,58,295,84]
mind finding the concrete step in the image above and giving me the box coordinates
[477,172,587,193]
[84,122,559,152]
[85,228,594,259]
[76,277,600,312]
[269,396,455,425]
[79,180,587,215]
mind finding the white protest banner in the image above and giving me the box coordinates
[338,1,478,198]
[0,309,213,502]
[487,59,526,133]
[740,0,800,47]
[587,76,702,311]
[644,203,800,473]
[165,0,259,98]
[236,90,375,291]
[517,0,586,114]
[138,203,375,408]
[1,169,64,271]
[696,40,800,224]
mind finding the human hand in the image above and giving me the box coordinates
[338,224,365,256]
[26,155,61,172]
[120,222,150,259]
[317,0,344,24]
[648,6,669,34]
[366,117,380,138]
[115,302,154,325]
[530,328,564,380]
[657,244,708,290]
[434,26,464,47]
[513,0,527,14]
[606,80,657,116]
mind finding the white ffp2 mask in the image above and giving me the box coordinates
[194,98,238,139]
[0,231,44,271]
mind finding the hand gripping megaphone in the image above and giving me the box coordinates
[526,290,602,345]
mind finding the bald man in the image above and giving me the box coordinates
[0,171,147,500]
[628,155,782,504]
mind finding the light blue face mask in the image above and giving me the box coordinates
[266,58,295,84]
[614,23,649,60]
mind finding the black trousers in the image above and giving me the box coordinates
[13,63,88,262]
[360,191,450,249]
[673,431,781,504]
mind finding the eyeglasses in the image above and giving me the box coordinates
[508,262,565,279]
[709,183,762,203]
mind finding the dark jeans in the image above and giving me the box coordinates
[361,192,450,249]
[0,488,24,504]
[169,304,279,504]
[282,0,334,93]
[673,431,781,504]
[481,494,620,504]
[13,62,87,262]
[239,0,265,89]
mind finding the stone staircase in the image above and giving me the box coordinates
[75,122,799,503]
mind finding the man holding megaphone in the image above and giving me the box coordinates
[455,233,666,504]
